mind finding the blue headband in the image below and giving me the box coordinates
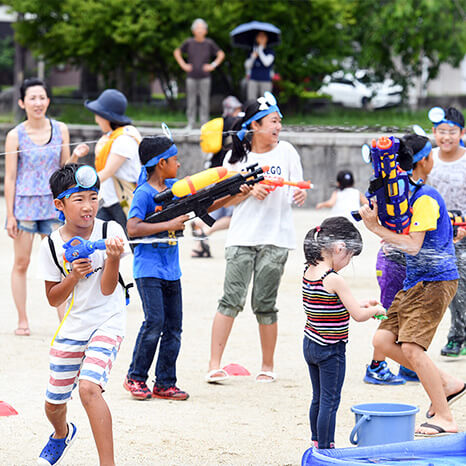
[407,140,432,175]
[434,120,464,129]
[237,105,283,141]
[137,144,178,187]
[55,186,99,221]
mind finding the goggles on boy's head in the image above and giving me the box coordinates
[56,165,99,200]
[55,165,99,221]
[428,106,464,129]
[237,92,283,141]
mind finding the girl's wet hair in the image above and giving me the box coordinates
[49,163,100,199]
[228,100,264,164]
[304,216,363,266]
[20,77,49,100]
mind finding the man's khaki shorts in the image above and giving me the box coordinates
[379,279,458,350]
[217,245,289,325]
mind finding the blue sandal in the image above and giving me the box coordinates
[37,422,77,465]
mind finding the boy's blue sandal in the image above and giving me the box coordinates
[364,361,406,385]
[37,422,77,465]
[398,365,420,382]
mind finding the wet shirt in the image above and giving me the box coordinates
[428,147,466,211]
[303,269,349,345]
[404,185,458,290]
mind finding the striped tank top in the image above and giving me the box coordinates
[303,269,349,345]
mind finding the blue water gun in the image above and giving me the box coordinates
[352,136,412,234]
[63,236,106,276]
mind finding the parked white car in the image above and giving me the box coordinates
[318,71,403,109]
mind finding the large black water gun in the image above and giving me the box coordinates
[144,163,267,235]
[352,136,413,234]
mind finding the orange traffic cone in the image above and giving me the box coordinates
[0,401,18,416]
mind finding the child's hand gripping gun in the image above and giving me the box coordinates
[144,163,268,236]
[63,236,106,276]
[352,136,412,234]
[260,176,313,191]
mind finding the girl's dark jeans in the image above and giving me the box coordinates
[128,278,182,388]
[303,337,346,449]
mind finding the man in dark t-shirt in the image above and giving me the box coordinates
[174,18,225,129]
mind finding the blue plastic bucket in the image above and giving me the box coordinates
[350,402,419,447]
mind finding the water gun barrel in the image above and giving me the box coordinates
[63,236,106,263]
[171,167,228,198]
[261,176,312,190]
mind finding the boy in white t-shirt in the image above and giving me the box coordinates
[428,106,466,358]
[37,163,128,466]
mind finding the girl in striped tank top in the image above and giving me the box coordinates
[302,217,385,449]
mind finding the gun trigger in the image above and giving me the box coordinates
[154,206,163,213]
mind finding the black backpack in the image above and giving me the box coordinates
[47,221,133,304]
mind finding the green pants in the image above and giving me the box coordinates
[218,245,289,324]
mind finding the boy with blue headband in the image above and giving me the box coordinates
[428,106,466,358]
[37,163,128,465]
[360,134,465,437]
[123,135,191,400]
[365,134,432,386]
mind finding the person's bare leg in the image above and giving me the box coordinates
[45,401,68,438]
[208,312,235,377]
[373,330,460,433]
[12,231,34,332]
[401,343,457,434]
[257,322,277,381]
[79,380,115,466]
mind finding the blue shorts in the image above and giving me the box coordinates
[16,219,62,235]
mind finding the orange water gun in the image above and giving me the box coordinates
[261,176,313,191]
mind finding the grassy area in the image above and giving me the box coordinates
[0,101,433,131]
[284,107,431,131]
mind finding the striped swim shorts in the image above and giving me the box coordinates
[46,330,123,405]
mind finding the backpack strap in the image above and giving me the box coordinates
[48,235,66,277]
[102,221,133,305]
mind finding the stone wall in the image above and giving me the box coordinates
[0,123,400,205]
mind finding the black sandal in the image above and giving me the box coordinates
[191,239,212,258]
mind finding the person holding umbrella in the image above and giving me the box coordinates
[174,18,225,130]
[230,21,281,101]
[245,31,275,101]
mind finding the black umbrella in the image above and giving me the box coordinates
[230,21,281,49]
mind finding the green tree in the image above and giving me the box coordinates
[351,0,466,87]
[4,0,355,101]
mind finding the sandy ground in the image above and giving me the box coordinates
[0,200,465,466]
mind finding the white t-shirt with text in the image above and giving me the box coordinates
[223,140,304,249]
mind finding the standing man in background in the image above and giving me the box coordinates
[174,18,225,130]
